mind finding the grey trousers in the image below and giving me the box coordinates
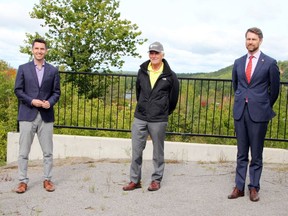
[18,113,54,184]
[130,118,168,183]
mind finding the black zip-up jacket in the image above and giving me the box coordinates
[134,59,179,122]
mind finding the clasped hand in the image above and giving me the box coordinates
[32,99,50,109]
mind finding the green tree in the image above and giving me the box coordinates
[0,60,18,163]
[0,59,12,71]
[278,60,288,82]
[20,0,147,73]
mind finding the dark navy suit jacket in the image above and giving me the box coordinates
[14,61,61,122]
[232,52,280,122]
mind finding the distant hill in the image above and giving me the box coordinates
[119,66,233,79]
[119,60,288,82]
[177,65,233,79]
[178,60,288,82]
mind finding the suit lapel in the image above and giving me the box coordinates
[41,63,49,87]
[240,55,248,84]
[250,53,265,83]
[29,61,40,87]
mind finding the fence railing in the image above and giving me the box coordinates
[54,71,288,142]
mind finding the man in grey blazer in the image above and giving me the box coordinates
[14,38,61,193]
[228,27,280,201]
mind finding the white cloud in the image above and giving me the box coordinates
[1,0,288,73]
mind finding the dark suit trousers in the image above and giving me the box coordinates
[234,104,268,192]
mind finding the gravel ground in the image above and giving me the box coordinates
[0,157,288,216]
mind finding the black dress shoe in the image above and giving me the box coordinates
[123,181,141,191]
[249,188,260,202]
[228,187,244,199]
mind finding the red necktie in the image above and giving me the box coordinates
[246,56,254,83]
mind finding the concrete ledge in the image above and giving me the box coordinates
[7,132,288,164]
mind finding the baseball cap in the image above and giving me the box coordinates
[148,41,164,52]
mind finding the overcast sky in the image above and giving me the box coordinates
[1,0,288,73]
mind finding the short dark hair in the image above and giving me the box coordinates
[32,38,47,48]
[245,27,263,39]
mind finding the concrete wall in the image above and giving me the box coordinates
[7,132,288,164]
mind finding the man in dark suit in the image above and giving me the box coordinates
[228,27,280,201]
[14,38,61,193]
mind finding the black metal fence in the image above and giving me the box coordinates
[54,71,288,142]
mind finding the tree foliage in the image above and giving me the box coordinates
[0,59,13,71]
[0,60,18,163]
[278,60,288,81]
[20,0,147,73]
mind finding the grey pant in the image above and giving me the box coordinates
[130,118,168,183]
[18,113,54,184]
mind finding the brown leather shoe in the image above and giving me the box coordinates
[249,188,260,202]
[228,187,244,199]
[148,181,160,191]
[16,182,27,194]
[123,181,141,191]
[43,180,55,192]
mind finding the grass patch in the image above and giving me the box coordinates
[0,160,6,167]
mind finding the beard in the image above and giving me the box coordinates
[246,44,259,53]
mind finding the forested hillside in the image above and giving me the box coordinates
[178,60,288,81]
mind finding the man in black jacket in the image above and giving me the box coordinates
[123,41,179,191]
